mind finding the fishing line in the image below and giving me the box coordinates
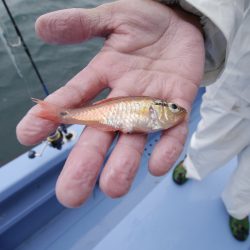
[1,0,49,97]
[0,25,23,79]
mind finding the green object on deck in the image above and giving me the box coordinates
[229,216,249,241]
[172,160,188,185]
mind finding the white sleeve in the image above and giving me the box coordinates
[155,0,246,85]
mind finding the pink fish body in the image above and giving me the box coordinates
[32,96,186,133]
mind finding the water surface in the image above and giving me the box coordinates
[0,0,109,165]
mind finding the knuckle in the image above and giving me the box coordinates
[73,165,97,186]
[100,157,138,198]
[115,157,138,182]
[55,169,95,208]
[69,154,101,186]
[161,143,180,165]
[149,138,183,176]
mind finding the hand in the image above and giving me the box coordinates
[16,0,204,207]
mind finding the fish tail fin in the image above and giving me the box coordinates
[31,98,63,123]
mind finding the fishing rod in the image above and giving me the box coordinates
[1,0,49,96]
[1,0,75,158]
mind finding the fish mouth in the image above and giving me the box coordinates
[180,107,187,113]
[179,107,188,121]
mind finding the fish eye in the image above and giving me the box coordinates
[168,103,180,113]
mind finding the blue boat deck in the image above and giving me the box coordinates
[1,89,250,249]
[93,159,243,250]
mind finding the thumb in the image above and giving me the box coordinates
[35,4,114,44]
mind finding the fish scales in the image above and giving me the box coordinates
[90,100,143,131]
[108,100,138,129]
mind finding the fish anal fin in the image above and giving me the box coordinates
[84,121,117,132]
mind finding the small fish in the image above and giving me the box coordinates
[32,96,186,133]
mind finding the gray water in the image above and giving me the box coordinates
[0,0,109,166]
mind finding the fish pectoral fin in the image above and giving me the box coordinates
[120,125,134,134]
[149,105,158,122]
[121,129,132,134]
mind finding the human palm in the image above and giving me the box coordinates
[17,0,204,207]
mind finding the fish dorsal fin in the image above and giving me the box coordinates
[92,96,128,106]
[92,96,153,106]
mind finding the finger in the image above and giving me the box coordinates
[99,133,147,198]
[35,5,113,44]
[55,89,129,207]
[143,78,192,176]
[16,66,107,146]
[56,128,114,207]
[149,121,188,176]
